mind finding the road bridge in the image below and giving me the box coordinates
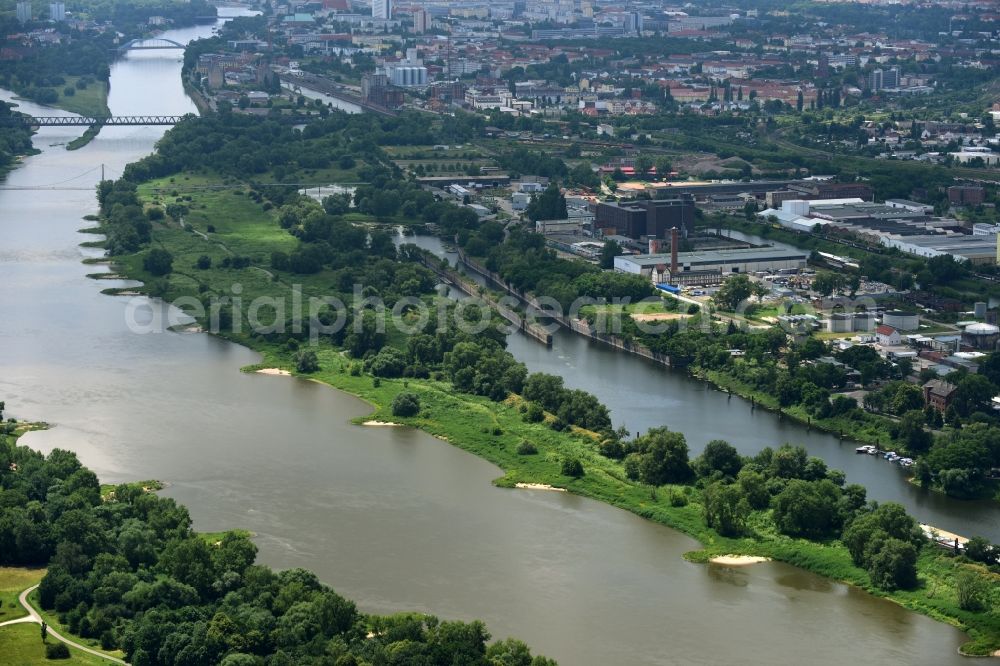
[117,38,185,53]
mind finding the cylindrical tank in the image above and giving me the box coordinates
[961,322,1000,350]
[974,301,987,318]
[853,312,876,332]
[829,313,851,333]
[883,310,920,331]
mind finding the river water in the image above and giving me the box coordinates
[0,14,974,665]
[406,233,1000,542]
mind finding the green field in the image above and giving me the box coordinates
[0,623,113,666]
[0,567,43,623]
[54,77,110,118]
[15,76,109,118]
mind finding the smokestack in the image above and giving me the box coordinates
[670,227,679,274]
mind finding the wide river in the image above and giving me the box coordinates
[0,12,979,664]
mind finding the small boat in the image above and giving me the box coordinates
[856,445,876,454]
[884,451,898,461]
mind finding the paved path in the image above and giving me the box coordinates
[0,585,128,664]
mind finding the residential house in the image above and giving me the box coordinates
[876,325,901,346]
[922,379,957,412]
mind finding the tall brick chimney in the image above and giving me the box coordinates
[670,227,679,275]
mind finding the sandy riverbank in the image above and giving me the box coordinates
[709,555,771,566]
[515,483,567,492]
[363,420,401,426]
[629,312,692,323]
[256,368,291,376]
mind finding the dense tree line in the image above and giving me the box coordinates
[75,0,217,32]
[597,425,930,591]
[0,101,36,173]
[0,421,555,665]
[96,179,152,255]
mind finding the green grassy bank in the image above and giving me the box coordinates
[16,76,109,119]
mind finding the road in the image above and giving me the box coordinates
[0,585,128,664]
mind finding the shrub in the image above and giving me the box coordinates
[956,571,992,612]
[391,392,420,417]
[561,458,584,478]
[46,642,71,659]
[965,536,997,565]
[516,441,537,455]
[295,350,319,373]
[524,403,545,423]
[598,438,625,459]
[365,347,407,378]
[195,255,211,270]
[143,249,173,276]
[668,489,688,507]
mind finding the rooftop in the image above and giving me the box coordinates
[617,246,809,267]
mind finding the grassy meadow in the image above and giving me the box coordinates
[0,622,114,665]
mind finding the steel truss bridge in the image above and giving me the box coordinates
[6,115,187,127]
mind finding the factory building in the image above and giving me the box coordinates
[614,246,809,283]
[594,194,695,239]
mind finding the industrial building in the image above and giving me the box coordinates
[882,310,920,331]
[614,245,809,284]
[757,199,998,265]
[765,182,874,208]
[536,219,582,234]
[828,312,877,333]
[948,186,985,206]
[594,194,695,239]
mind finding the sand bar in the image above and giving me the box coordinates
[515,483,567,492]
[709,555,770,566]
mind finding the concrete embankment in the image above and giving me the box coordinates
[455,249,673,366]
[421,255,554,346]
